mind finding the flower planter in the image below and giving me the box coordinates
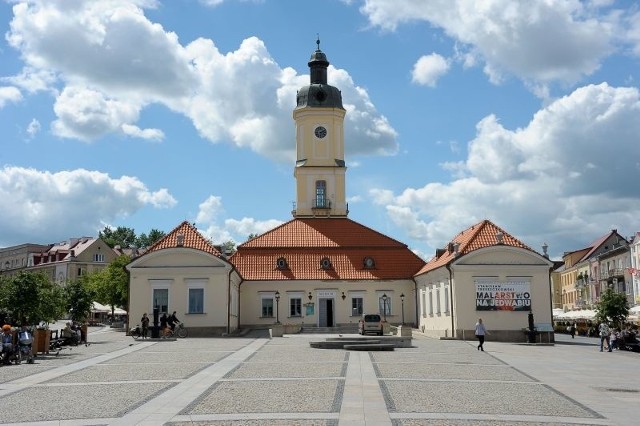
[270,324,284,337]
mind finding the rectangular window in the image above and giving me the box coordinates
[315,180,327,208]
[436,287,441,314]
[378,296,392,316]
[188,288,204,314]
[421,290,426,317]
[444,285,450,314]
[351,297,363,316]
[93,253,105,262]
[262,298,274,318]
[428,288,433,315]
[153,288,169,314]
[289,297,302,317]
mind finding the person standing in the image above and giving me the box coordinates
[599,322,611,352]
[140,313,150,338]
[475,318,487,351]
[160,313,169,337]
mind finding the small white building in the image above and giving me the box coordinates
[127,221,241,336]
[415,220,554,342]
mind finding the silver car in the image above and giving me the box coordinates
[358,314,383,335]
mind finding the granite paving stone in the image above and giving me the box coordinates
[381,381,597,418]
[185,379,343,414]
[168,420,338,426]
[371,351,505,365]
[105,349,233,364]
[394,421,597,426]
[50,361,210,382]
[375,363,533,382]
[249,346,347,362]
[0,382,172,423]
[226,361,346,379]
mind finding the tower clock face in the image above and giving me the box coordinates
[314,126,327,139]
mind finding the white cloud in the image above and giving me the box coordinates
[412,53,450,87]
[371,83,640,258]
[361,0,624,86]
[26,118,40,138]
[121,123,164,141]
[196,195,224,225]
[52,86,140,141]
[224,217,284,238]
[6,1,396,160]
[0,86,22,107]
[194,195,282,245]
[0,166,176,246]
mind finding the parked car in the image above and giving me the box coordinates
[359,314,383,335]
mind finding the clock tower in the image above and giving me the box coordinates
[292,40,348,218]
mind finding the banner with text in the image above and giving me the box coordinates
[475,280,531,311]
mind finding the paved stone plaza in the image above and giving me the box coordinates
[0,327,636,425]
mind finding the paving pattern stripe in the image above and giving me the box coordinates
[0,341,156,398]
[0,417,116,426]
[389,412,613,425]
[108,338,269,426]
[339,351,392,426]
[32,379,182,386]
[379,378,539,384]
[173,413,341,421]
[217,377,347,382]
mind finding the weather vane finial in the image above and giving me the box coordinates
[316,34,320,50]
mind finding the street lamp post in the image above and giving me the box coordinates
[400,293,405,325]
[381,293,388,322]
[275,291,280,324]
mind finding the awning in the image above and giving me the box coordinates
[91,302,127,315]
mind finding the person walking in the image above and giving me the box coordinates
[599,322,611,352]
[569,322,576,338]
[475,318,488,351]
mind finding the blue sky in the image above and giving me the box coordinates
[1,0,639,260]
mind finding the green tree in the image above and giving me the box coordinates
[136,229,166,248]
[0,271,65,325]
[99,226,137,248]
[595,288,629,327]
[90,254,131,316]
[220,240,236,256]
[64,277,95,322]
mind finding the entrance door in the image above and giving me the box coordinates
[318,298,334,327]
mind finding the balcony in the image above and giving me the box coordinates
[600,268,626,280]
[312,199,332,209]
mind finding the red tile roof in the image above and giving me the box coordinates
[416,219,534,275]
[231,218,425,280]
[145,221,221,257]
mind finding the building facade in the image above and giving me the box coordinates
[415,220,554,342]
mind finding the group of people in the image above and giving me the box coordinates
[597,322,635,352]
[139,311,179,338]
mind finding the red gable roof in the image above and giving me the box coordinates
[145,221,221,257]
[416,219,533,275]
[231,218,425,281]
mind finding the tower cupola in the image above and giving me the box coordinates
[296,38,344,110]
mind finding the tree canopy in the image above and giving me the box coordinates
[0,271,65,326]
[89,254,131,315]
[64,276,95,322]
[595,288,629,327]
[99,226,166,249]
